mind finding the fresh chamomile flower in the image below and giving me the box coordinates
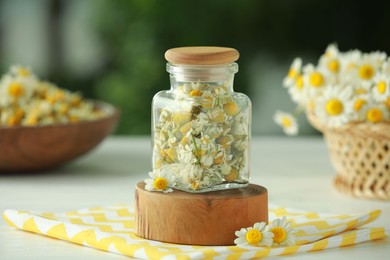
[372,73,390,102]
[273,111,299,136]
[288,74,309,106]
[363,103,389,124]
[315,86,353,127]
[381,60,390,76]
[269,216,296,246]
[283,58,302,88]
[234,222,274,247]
[351,81,372,96]
[319,43,341,74]
[354,52,386,82]
[302,64,331,95]
[350,95,370,121]
[340,49,362,74]
[144,171,175,193]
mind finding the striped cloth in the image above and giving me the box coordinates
[2,204,388,259]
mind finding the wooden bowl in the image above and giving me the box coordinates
[0,101,120,172]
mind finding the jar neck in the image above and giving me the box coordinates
[167,63,238,93]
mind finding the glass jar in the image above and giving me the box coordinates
[152,47,251,193]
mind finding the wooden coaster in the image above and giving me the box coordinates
[135,182,268,246]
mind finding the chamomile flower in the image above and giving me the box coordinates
[234,222,274,247]
[302,64,330,95]
[315,86,353,127]
[10,65,35,79]
[288,74,309,106]
[144,171,175,193]
[339,49,362,79]
[350,96,370,121]
[351,81,372,96]
[363,104,389,124]
[354,52,386,82]
[283,58,302,88]
[273,111,299,136]
[319,43,341,74]
[269,216,296,246]
[0,74,35,105]
[372,73,390,102]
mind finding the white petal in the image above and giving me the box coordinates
[254,222,266,230]
[144,179,154,185]
[261,237,273,247]
[271,218,280,227]
[234,237,247,246]
[262,231,274,238]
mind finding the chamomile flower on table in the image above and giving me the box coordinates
[273,111,298,136]
[144,171,175,193]
[269,216,296,246]
[234,222,274,247]
[283,58,302,88]
[315,86,353,127]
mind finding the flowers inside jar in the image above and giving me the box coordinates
[151,79,251,193]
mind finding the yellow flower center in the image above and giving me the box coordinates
[309,72,324,88]
[366,108,383,123]
[328,59,340,73]
[354,99,366,112]
[246,229,262,245]
[18,68,30,77]
[377,81,387,94]
[288,69,297,79]
[355,88,367,95]
[189,89,203,97]
[271,227,287,243]
[8,82,25,97]
[153,177,168,190]
[295,75,304,90]
[358,64,374,80]
[282,117,292,127]
[191,181,200,190]
[326,99,343,116]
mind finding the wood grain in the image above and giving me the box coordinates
[135,182,268,246]
[165,46,239,65]
[0,101,119,172]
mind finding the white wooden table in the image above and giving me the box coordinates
[0,136,389,259]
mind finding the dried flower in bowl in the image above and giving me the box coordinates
[0,65,111,127]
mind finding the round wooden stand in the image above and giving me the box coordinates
[135,182,268,246]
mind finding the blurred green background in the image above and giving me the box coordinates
[1,0,390,135]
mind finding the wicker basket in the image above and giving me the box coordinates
[307,113,390,200]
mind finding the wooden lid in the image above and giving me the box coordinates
[165,46,239,65]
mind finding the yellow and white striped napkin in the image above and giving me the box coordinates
[3,204,388,259]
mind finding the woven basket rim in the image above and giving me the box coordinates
[307,113,390,139]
